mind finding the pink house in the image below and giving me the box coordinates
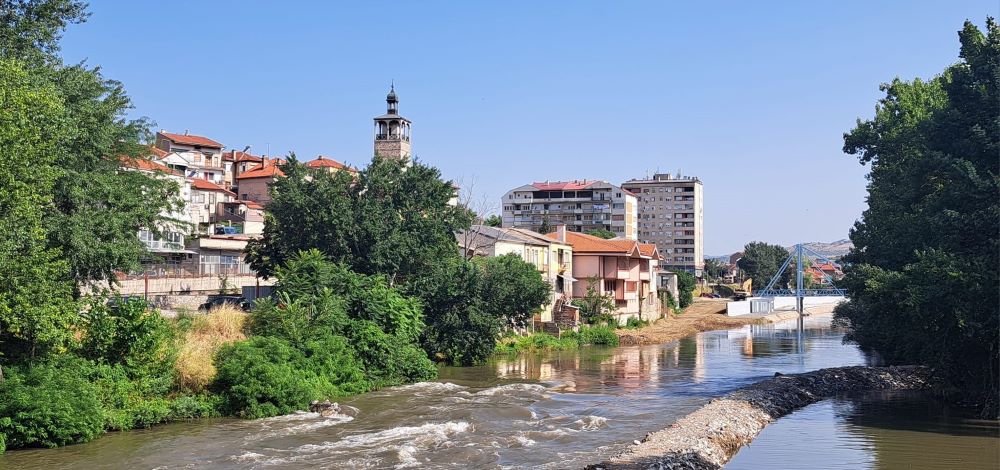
[547,226,661,322]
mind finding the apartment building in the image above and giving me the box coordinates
[621,173,704,277]
[501,180,638,240]
[456,225,575,324]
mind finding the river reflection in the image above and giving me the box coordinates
[1,316,874,470]
[727,390,1000,470]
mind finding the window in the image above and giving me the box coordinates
[612,203,624,209]
[612,214,624,221]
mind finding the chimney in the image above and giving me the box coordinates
[184,129,189,135]
[556,225,567,243]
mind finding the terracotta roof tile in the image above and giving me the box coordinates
[237,160,285,180]
[223,150,263,163]
[531,180,599,191]
[190,178,234,196]
[306,156,355,172]
[158,131,223,148]
[120,156,181,176]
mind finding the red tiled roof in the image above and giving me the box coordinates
[531,180,599,191]
[245,201,265,210]
[158,131,223,148]
[120,156,180,176]
[638,243,661,260]
[149,146,169,158]
[190,178,235,196]
[223,150,262,163]
[306,156,354,172]
[544,231,642,257]
[237,160,285,180]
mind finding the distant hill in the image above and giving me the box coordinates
[787,239,853,259]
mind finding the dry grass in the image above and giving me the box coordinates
[175,304,247,392]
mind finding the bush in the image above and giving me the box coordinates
[245,291,348,347]
[0,361,104,450]
[79,297,176,377]
[676,271,696,308]
[577,326,620,346]
[212,335,369,419]
[623,317,648,329]
[88,363,172,430]
[167,395,221,420]
[346,320,436,388]
[213,336,319,419]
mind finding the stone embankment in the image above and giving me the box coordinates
[588,365,936,470]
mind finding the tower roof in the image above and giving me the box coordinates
[386,84,397,103]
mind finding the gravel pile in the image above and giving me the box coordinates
[586,365,936,470]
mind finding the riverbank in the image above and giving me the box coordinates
[588,365,937,470]
[616,299,757,346]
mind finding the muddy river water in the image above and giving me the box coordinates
[2,316,996,469]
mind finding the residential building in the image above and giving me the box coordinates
[546,226,661,323]
[222,150,263,191]
[189,178,238,235]
[236,159,285,205]
[373,85,411,160]
[457,225,575,324]
[621,173,704,277]
[120,155,194,272]
[154,131,226,184]
[501,180,638,239]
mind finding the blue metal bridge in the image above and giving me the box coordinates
[753,244,847,315]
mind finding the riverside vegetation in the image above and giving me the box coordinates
[0,0,553,453]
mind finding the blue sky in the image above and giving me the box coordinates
[62,1,996,254]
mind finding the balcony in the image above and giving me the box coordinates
[143,239,185,253]
[375,133,410,142]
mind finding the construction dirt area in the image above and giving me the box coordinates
[616,299,751,345]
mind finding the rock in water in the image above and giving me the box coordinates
[309,400,341,417]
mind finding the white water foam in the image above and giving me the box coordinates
[249,414,355,441]
[574,415,608,431]
[474,383,548,396]
[389,382,468,394]
[296,421,472,453]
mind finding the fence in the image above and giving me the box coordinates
[119,261,255,280]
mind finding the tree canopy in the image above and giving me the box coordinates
[835,18,999,416]
[245,155,471,284]
[584,229,615,239]
[736,242,791,290]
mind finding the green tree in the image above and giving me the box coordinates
[703,258,727,281]
[1,0,181,289]
[835,19,999,416]
[246,155,470,285]
[0,58,77,364]
[676,271,696,308]
[483,214,502,227]
[476,254,551,329]
[737,241,791,290]
[572,277,616,324]
[584,229,615,239]
[536,216,552,235]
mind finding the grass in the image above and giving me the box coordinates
[495,324,622,355]
[174,304,247,392]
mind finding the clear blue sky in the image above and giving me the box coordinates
[62,1,996,255]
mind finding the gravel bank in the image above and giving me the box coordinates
[587,365,936,470]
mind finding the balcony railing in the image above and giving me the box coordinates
[375,134,410,142]
[143,240,185,252]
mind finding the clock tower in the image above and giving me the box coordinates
[373,85,412,160]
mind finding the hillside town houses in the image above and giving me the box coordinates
[122,87,700,325]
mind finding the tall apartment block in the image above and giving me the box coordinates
[501,180,638,240]
[621,174,703,276]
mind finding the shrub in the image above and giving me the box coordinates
[88,363,171,430]
[0,361,104,450]
[79,297,175,377]
[167,395,221,420]
[212,336,318,419]
[175,306,247,392]
[212,335,369,419]
[676,271,696,308]
[623,317,648,329]
[245,291,348,347]
[577,325,620,346]
[346,320,436,388]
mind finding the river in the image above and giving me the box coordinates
[1,316,995,469]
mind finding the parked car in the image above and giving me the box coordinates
[199,295,249,312]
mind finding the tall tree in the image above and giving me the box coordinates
[736,241,791,290]
[836,19,999,416]
[245,155,471,284]
[483,214,502,227]
[0,58,77,363]
[1,0,181,289]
